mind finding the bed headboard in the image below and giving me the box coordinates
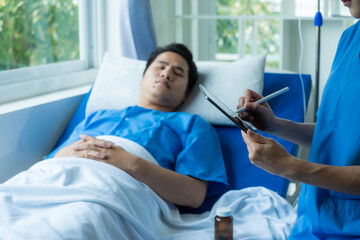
[49,71,311,213]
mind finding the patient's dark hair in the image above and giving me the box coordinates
[144,43,198,95]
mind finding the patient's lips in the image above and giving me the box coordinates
[155,79,170,89]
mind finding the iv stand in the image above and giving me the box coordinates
[314,0,323,121]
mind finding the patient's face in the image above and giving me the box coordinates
[139,51,189,111]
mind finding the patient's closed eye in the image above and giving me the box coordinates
[174,71,183,77]
[156,61,167,67]
[157,65,183,78]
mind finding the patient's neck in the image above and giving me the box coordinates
[137,101,175,113]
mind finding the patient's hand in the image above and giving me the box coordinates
[54,135,138,171]
[54,135,114,160]
[79,135,138,171]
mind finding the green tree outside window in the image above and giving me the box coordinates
[216,0,281,67]
[0,0,79,71]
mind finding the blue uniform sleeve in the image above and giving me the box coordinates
[174,116,228,197]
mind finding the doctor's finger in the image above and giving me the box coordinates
[247,129,268,144]
[237,97,245,109]
[237,97,248,119]
[241,131,255,149]
[243,89,263,103]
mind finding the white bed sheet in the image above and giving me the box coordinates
[0,137,296,239]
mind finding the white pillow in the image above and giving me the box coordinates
[86,52,266,126]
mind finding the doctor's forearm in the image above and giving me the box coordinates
[285,159,360,196]
[270,119,315,148]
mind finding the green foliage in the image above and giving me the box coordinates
[0,0,79,71]
[216,19,238,54]
[216,0,280,16]
[216,0,280,67]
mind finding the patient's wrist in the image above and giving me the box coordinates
[123,155,143,175]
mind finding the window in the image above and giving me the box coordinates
[0,0,80,71]
[175,0,282,67]
[0,0,103,104]
[216,0,281,67]
[174,0,356,68]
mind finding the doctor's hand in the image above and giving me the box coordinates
[237,89,278,132]
[54,135,114,160]
[241,129,296,178]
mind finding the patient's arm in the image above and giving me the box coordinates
[106,146,208,208]
[55,135,207,208]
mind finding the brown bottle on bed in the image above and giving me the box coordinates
[214,207,233,240]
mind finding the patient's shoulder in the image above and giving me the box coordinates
[174,112,217,135]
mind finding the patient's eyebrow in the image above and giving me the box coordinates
[157,60,185,74]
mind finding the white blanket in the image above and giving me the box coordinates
[0,136,296,239]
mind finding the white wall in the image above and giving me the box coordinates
[104,0,120,56]
[151,0,176,46]
[282,19,348,122]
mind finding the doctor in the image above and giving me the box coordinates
[238,0,360,238]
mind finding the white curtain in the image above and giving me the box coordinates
[115,0,157,60]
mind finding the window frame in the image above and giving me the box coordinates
[0,0,105,104]
[173,0,355,67]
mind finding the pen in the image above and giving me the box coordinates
[235,86,289,113]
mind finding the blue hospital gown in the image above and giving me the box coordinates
[289,20,360,239]
[48,106,228,200]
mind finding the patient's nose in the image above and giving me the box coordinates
[161,68,173,81]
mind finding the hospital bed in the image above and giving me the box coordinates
[0,57,311,239]
[49,62,312,213]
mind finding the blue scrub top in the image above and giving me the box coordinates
[48,106,228,199]
[290,20,360,239]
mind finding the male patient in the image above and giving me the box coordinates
[50,43,228,210]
